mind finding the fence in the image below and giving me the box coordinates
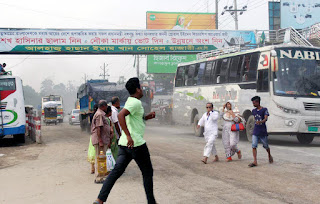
[25,111,42,144]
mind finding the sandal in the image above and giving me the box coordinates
[269,156,274,164]
[248,163,257,167]
[94,178,104,184]
[237,151,242,159]
[226,157,232,162]
[201,159,207,164]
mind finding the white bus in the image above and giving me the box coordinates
[42,95,64,123]
[0,75,26,143]
[173,45,320,144]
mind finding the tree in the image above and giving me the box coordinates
[23,85,41,108]
[40,78,54,97]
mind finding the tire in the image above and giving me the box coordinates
[193,114,204,137]
[59,119,63,123]
[297,134,314,144]
[14,134,25,144]
[245,115,255,142]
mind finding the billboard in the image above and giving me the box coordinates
[281,0,320,29]
[0,29,256,54]
[146,11,216,30]
[147,11,216,73]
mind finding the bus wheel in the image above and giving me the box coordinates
[245,115,255,142]
[14,134,25,144]
[297,134,314,144]
[193,114,204,137]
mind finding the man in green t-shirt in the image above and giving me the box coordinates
[94,78,156,204]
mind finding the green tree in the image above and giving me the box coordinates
[23,85,41,108]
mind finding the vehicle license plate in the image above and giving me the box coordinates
[308,126,318,132]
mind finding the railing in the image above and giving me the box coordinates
[197,46,241,60]
[298,23,320,47]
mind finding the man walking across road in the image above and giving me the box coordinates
[248,96,273,167]
[93,77,156,204]
[197,102,219,164]
[91,100,112,183]
[110,96,121,141]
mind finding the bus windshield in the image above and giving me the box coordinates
[274,48,320,98]
[0,78,16,91]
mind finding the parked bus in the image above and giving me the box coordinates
[173,45,320,144]
[0,75,26,143]
[42,95,64,123]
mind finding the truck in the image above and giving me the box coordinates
[41,95,64,123]
[77,79,154,132]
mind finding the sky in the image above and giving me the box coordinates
[0,0,269,92]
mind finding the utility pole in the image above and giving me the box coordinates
[136,55,140,79]
[215,0,219,29]
[100,63,109,80]
[221,0,247,30]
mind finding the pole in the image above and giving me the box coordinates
[234,0,238,30]
[136,55,140,78]
[215,0,219,29]
[103,63,106,79]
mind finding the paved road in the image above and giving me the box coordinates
[0,122,320,204]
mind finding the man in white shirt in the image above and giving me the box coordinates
[197,103,219,164]
[110,96,121,140]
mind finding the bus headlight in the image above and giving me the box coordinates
[276,104,300,114]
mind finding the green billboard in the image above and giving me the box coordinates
[147,54,197,73]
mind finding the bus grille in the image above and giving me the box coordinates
[305,121,320,127]
[303,102,320,111]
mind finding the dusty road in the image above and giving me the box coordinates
[1,122,320,204]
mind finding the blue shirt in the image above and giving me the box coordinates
[252,107,269,137]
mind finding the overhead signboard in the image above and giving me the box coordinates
[146,11,216,30]
[0,29,256,54]
[147,11,216,73]
[281,0,320,29]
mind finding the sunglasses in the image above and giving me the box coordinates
[206,106,212,109]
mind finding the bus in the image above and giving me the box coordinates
[0,75,26,143]
[173,45,320,144]
[42,95,64,123]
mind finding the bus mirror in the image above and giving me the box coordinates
[271,50,277,57]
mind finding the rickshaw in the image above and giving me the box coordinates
[43,101,58,125]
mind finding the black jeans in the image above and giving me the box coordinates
[97,143,156,204]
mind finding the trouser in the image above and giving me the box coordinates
[97,143,156,204]
[222,124,240,158]
[94,145,108,179]
[203,132,217,157]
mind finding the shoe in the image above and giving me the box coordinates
[226,157,232,162]
[237,151,242,159]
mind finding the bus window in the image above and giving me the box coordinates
[197,62,206,85]
[257,69,269,92]
[193,63,200,86]
[204,61,214,85]
[214,60,222,84]
[218,58,229,84]
[184,65,190,86]
[229,56,240,83]
[186,65,196,86]
[175,66,185,87]
[242,53,259,82]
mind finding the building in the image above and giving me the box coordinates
[269,1,281,30]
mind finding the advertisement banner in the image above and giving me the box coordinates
[0,29,256,54]
[147,54,197,73]
[147,11,217,73]
[281,0,320,29]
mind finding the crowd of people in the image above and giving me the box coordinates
[87,77,273,204]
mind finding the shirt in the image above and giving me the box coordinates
[118,97,146,147]
[198,111,219,136]
[252,107,269,137]
[91,108,111,146]
[110,105,121,139]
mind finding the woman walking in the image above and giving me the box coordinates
[221,100,242,162]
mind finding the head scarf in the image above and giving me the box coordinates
[175,15,185,27]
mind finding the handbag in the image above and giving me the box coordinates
[231,123,245,131]
[106,149,116,172]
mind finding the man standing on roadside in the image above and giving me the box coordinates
[91,100,112,183]
[248,96,273,167]
[93,77,156,204]
[110,96,121,141]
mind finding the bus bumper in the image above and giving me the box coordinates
[0,125,26,137]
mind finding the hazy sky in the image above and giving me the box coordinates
[0,0,269,91]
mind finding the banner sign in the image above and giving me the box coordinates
[281,0,320,29]
[147,54,197,73]
[0,29,256,54]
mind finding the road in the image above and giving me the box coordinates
[0,122,320,204]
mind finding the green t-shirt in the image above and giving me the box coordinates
[118,97,146,147]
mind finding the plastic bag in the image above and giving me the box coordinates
[106,149,116,172]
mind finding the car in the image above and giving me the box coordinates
[69,109,80,125]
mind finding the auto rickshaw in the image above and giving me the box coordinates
[43,101,58,125]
